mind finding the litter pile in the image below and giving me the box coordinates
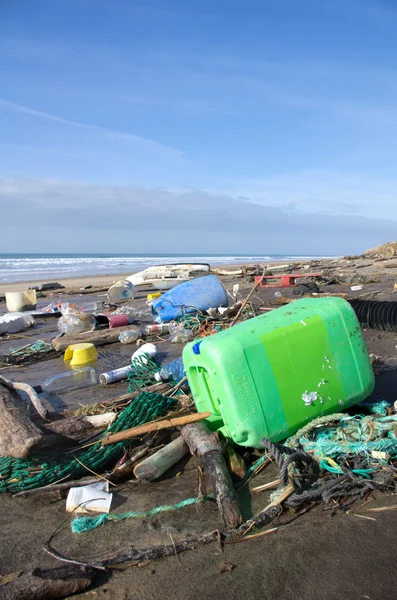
[1,257,397,597]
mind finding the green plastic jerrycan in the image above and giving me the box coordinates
[183,297,374,447]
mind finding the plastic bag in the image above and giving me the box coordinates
[60,301,102,315]
[168,323,194,344]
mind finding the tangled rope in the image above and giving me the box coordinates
[287,405,397,463]
[0,392,176,494]
[176,314,223,338]
[262,405,397,511]
[0,340,57,366]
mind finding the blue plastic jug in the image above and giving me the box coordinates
[151,275,229,323]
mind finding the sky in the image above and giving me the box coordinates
[1,0,397,254]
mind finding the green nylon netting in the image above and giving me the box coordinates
[127,356,159,393]
[0,392,176,494]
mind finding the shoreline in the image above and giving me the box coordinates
[0,260,294,294]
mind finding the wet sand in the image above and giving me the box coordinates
[1,257,397,598]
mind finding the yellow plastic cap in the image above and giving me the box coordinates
[147,292,162,300]
[64,342,98,366]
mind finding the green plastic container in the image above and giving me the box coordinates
[183,297,374,447]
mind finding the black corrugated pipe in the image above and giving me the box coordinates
[349,299,397,331]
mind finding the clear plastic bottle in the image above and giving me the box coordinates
[168,323,193,343]
[154,357,186,383]
[119,329,142,344]
[58,310,97,334]
[35,367,98,394]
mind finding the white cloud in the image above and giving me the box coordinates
[0,98,182,159]
[215,170,397,219]
[0,176,395,255]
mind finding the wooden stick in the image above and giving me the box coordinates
[14,477,101,497]
[230,267,266,326]
[251,479,280,494]
[52,325,142,352]
[101,411,211,446]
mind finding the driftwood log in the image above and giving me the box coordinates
[0,384,44,458]
[0,565,96,600]
[181,422,243,529]
[51,325,141,352]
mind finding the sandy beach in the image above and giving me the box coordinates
[1,252,397,599]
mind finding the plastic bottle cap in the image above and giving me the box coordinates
[192,341,202,355]
[154,372,162,382]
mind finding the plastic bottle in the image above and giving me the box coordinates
[168,323,194,343]
[119,329,142,344]
[154,357,186,383]
[58,310,97,335]
[5,312,35,327]
[145,324,169,336]
[99,343,157,385]
[132,343,157,362]
[35,367,98,394]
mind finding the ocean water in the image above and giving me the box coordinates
[0,253,332,284]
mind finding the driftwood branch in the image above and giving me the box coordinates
[0,375,49,420]
[230,267,265,326]
[181,421,243,529]
[0,383,44,458]
[44,503,283,569]
[0,565,96,600]
[40,413,116,440]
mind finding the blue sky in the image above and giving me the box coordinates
[1,0,397,253]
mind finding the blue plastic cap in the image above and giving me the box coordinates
[192,341,202,355]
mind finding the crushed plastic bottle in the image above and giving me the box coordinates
[35,367,98,394]
[111,305,151,321]
[58,309,97,334]
[168,323,194,344]
[119,329,142,344]
[154,356,186,383]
